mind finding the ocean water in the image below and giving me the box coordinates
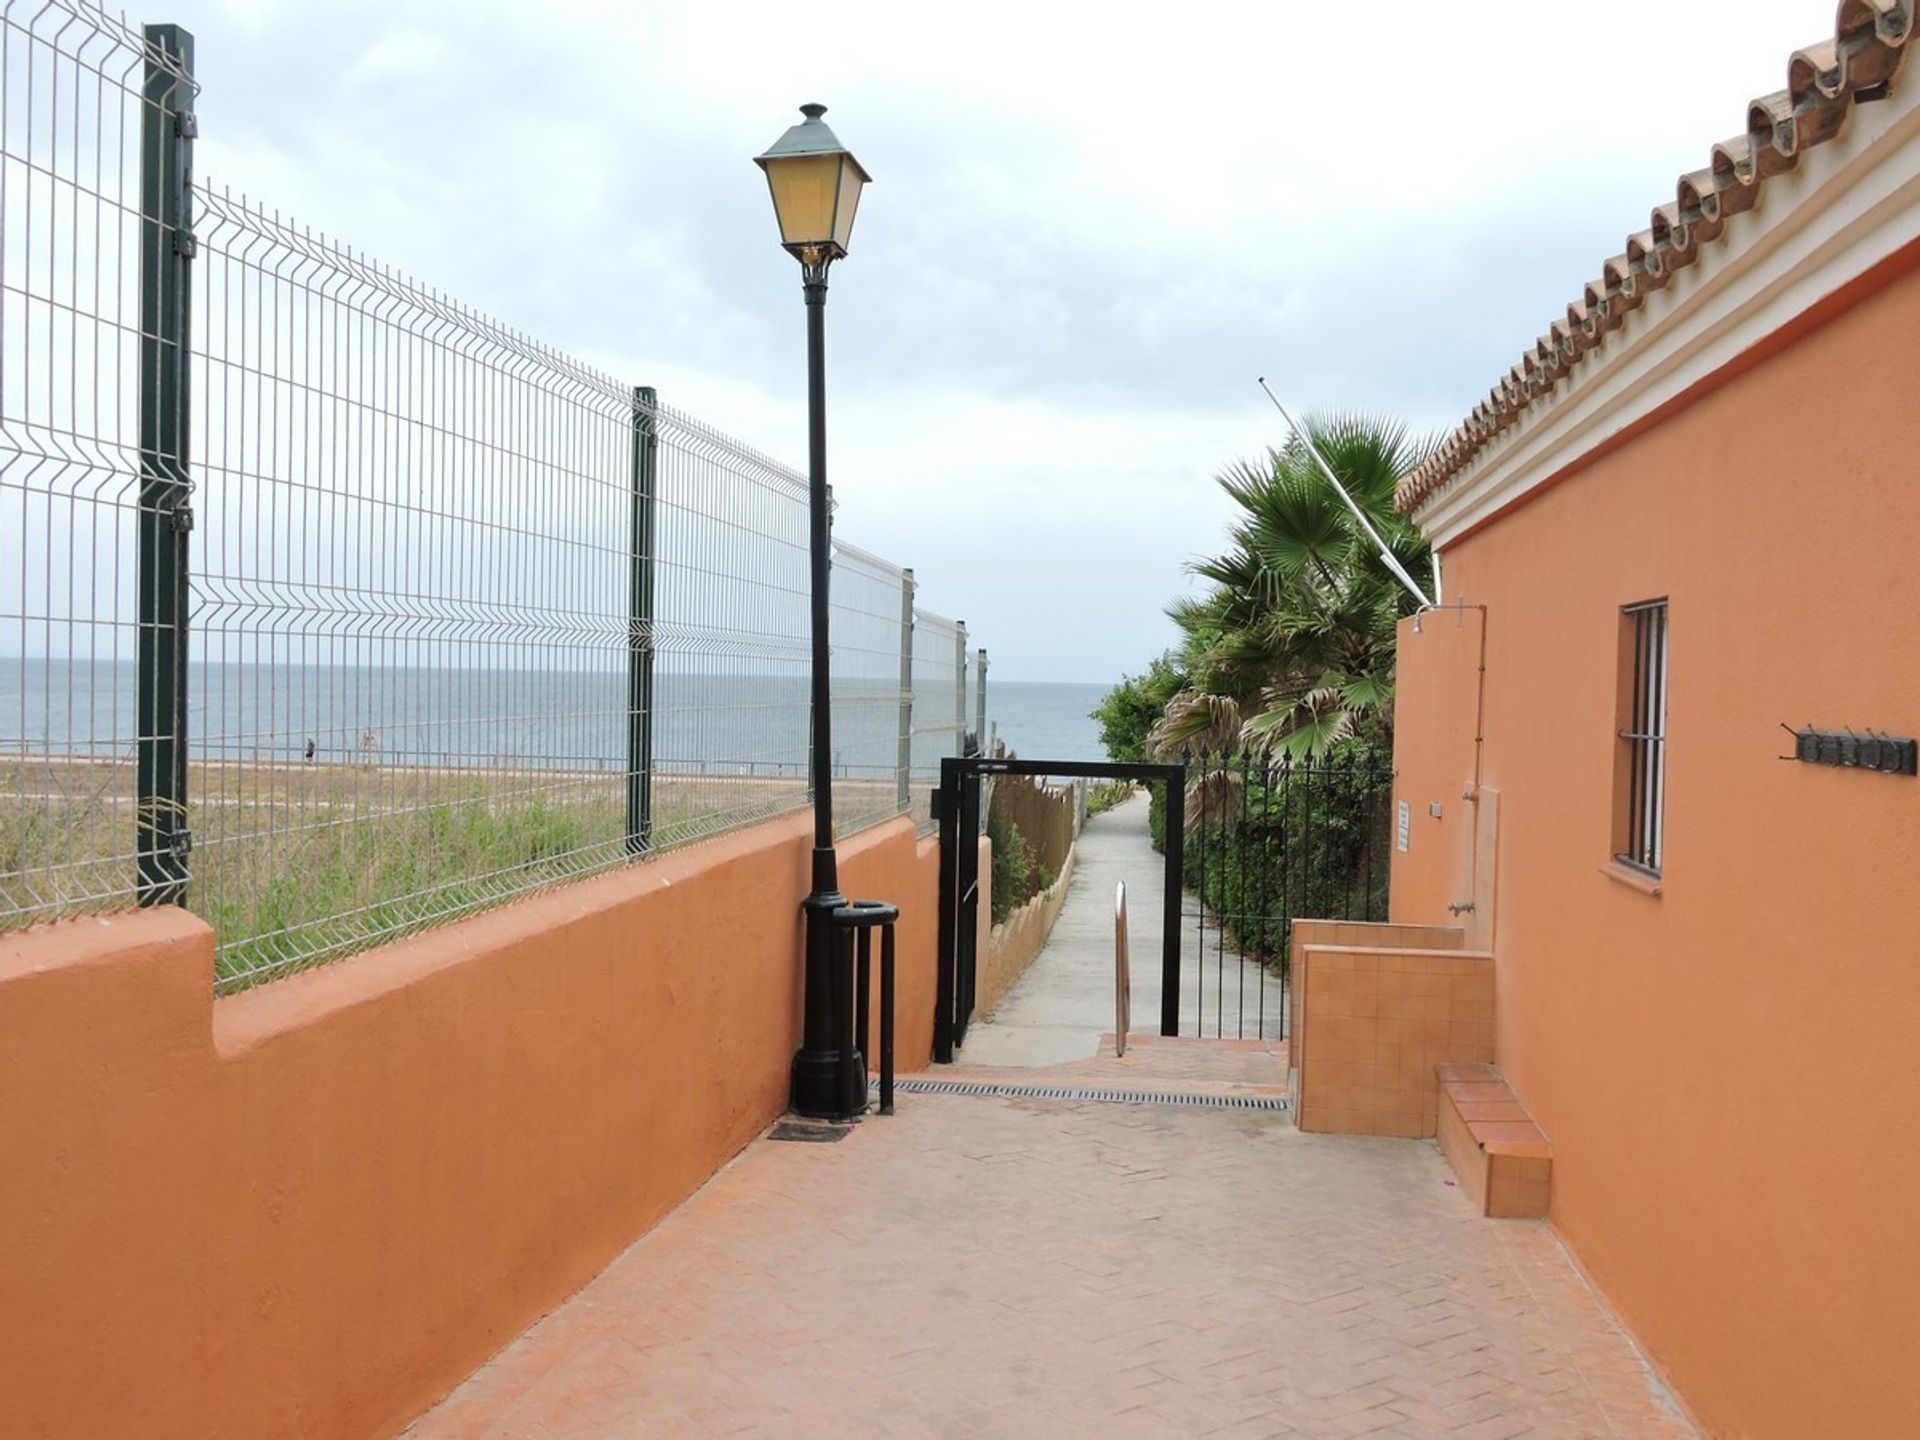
[984,680,1111,762]
[1,660,1115,772]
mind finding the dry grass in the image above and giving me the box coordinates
[3,756,906,991]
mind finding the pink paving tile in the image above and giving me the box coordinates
[405,1057,1695,1440]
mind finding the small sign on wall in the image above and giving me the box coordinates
[1396,800,1410,853]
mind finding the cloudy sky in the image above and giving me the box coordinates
[164,0,1830,682]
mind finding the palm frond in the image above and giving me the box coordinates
[1148,690,1241,758]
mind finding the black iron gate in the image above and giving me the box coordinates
[934,756,1185,1062]
[932,750,1393,1058]
[1183,749,1394,1040]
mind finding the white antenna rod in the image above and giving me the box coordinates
[1257,378,1433,610]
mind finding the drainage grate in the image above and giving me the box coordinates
[875,1078,1290,1113]
[768,1120,854,1142]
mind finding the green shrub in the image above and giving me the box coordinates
[1178,743,1391,965]
[988,816,1031,925]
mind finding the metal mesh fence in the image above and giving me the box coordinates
[0,3,985,987]
[909,608,966,834]
[188,190,637,990]
[646,400,810,848]
[828,540,911,837]
[0,5,194,925]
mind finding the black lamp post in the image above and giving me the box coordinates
[756,104,873,1119]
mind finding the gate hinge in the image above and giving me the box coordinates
[174,828,193,857]
[174,109,198,139]
[170,505,194,533]
[172,228,197,259]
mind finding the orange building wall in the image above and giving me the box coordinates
[0,812,940,1440]
[1390,253,1920,1438]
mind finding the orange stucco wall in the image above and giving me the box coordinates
[1390,250,1920,1437]
[0,812,940,1440]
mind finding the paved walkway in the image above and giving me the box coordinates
[959,790,1286,1066]
[408,1056,1696,1439]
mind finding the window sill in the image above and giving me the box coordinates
[1600,859,1662,897]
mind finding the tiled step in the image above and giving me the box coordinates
[1436,1063,1551,1219]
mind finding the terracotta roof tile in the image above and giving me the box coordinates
[1398,1,1915,514]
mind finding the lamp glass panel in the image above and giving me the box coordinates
[766,153,842,247]
[831,157,865,253]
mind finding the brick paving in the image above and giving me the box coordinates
[947,1033,1289,1099]
[408,1048,1695,1439]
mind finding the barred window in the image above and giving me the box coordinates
[1616,600,1669,875]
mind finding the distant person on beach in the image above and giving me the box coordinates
[304,737,316,763]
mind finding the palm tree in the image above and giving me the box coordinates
[1151,412,1431,761]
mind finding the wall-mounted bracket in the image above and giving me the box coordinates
[1779,724,1916,775]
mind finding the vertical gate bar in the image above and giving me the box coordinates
[1205,756,1221,1036]
[1237,747,1250,1039]
[1351,760,1367,917]
[935,756,958,1061]
[1160,764,1184,1037]
[627,386,658,855]
[1195,751,1208,1037]
[895,569,914,818]
[1364,758,1378,919]
[957,763,979,1043]
[1257,747,1270,1040]
[1344,756,1359,913]
[1304,759,1317,930]
[1278,755,1292,1038]
[1336,754,1350,916]
[975,648,988,758]
[136,25,196,908]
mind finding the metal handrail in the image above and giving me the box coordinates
[1114,882,1131,1058]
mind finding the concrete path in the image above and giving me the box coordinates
[958,789,1286,1066]
[408,1069,1697,1439]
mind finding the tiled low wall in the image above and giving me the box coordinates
[1293,941,1493,1138]
[978,847,1075,1018]
[1287,920,1466,1076]
[0,812,939,1440]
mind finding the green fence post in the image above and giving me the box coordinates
[136,23,195,906]
[628,386,659,855]
[896,569,914,817]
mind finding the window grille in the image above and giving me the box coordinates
[1618,600,1669,874]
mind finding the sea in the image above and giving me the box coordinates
[984,680,1110,762]
[0,660,1115,771]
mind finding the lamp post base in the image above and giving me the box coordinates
[790,888,867,1119]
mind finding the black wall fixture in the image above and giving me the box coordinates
[1780,725,1917,776]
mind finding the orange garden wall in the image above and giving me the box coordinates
[1390,250,1920,1438]
[0,812,940,1440]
